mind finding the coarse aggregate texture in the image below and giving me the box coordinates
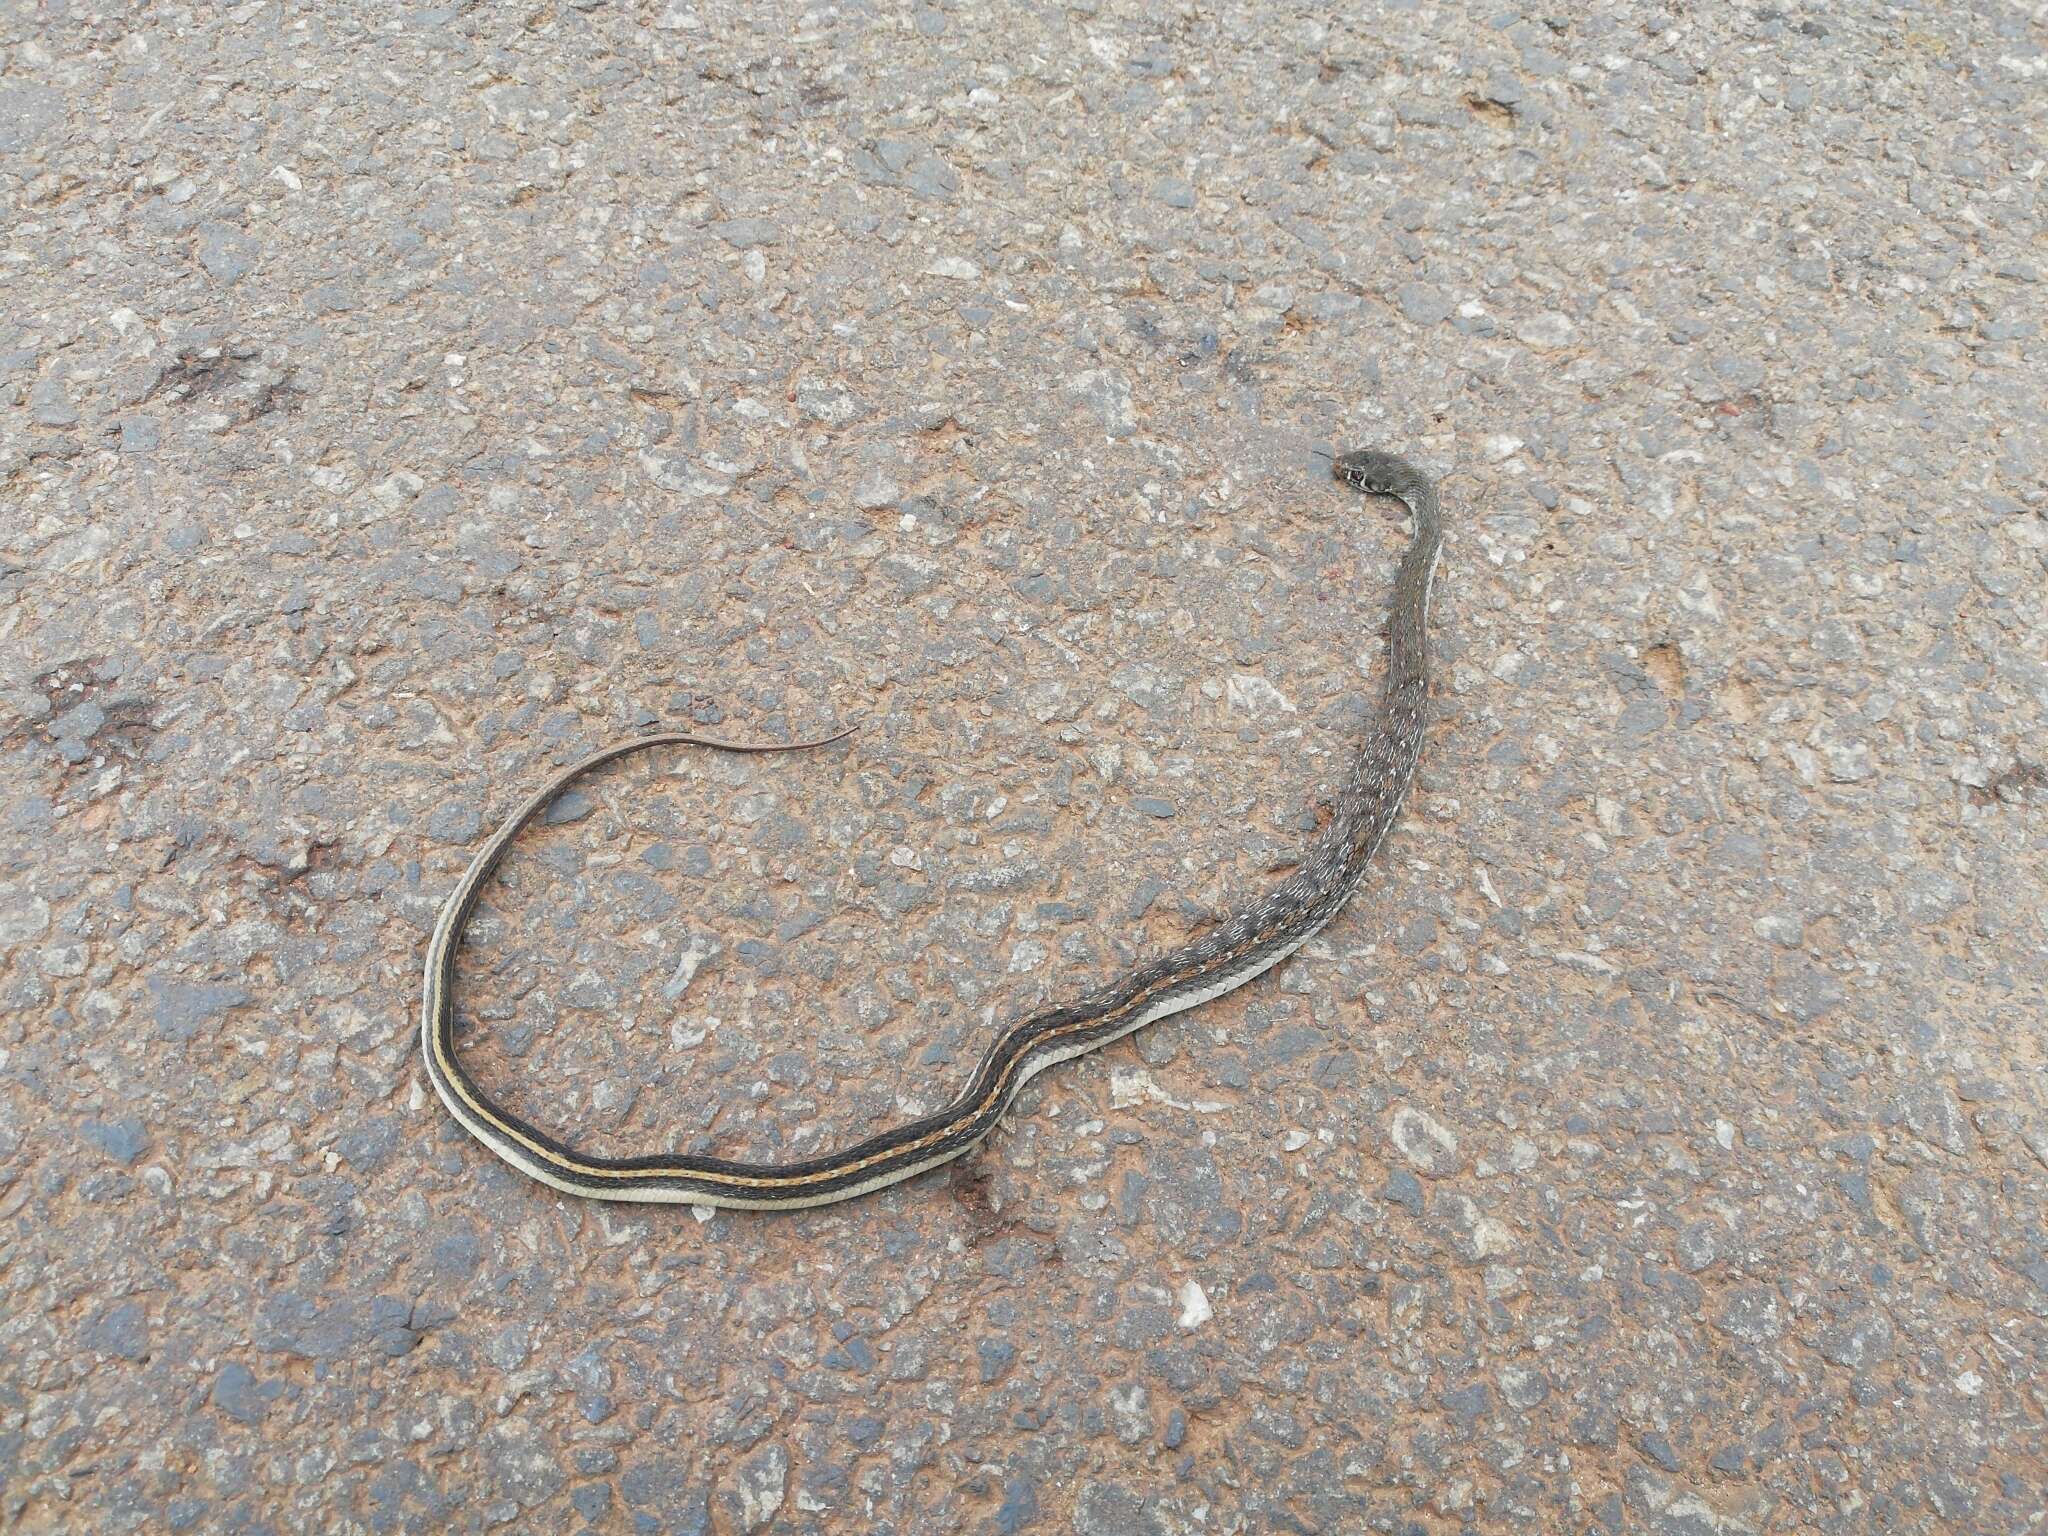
[2,2,2045,1534]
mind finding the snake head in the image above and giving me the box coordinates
[1330,449,1415,498]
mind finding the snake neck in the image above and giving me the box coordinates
[1328,460,1443,879]
[1384,481,1442,705]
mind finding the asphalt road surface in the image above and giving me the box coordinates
[2,4,2043,1533]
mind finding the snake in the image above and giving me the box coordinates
[420,449,1443,1208]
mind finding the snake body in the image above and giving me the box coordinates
[420,449,1443,1208]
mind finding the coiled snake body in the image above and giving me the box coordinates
[420,449,1443,1208]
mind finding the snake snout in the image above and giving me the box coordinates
[1330,448,1408,497]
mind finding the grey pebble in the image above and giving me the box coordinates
[543,788,593,826]
[711,217,781,249]
[1715,1287,1783,1344]
[853,467,900,510]
[1442,1382,1489,1427]
[978,1337,1015,1383]
[720,1443,788,1533]
[619,1455,694,1510]
[1074,1483,1161,1536]
[0,81,63,152]
[31,377,78,427]
[1818,1312,1893,1369]
[81,1116,150,1166]
[211,1363,267,1425]
[198,222,259,284]
[0,887,52,944]
[1388,1104,1463,1177]
[1395,912,1437,954]
[334,1117,399,1172]
[995,1476,1038,1535]
[1639,1432,1681,1473]
[88,1301,150,1361]
[1674,1219,1722,1273]
[1395,281,1452,326]
[1499,1365,1549,1409]
[484,1421,564,1506]
[1066,368,1137,437]
[148,978,253,1042]
[904,153,960,201]
[486,1322,532,1371]
[426,800,484,842]
[797,381,865,426]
